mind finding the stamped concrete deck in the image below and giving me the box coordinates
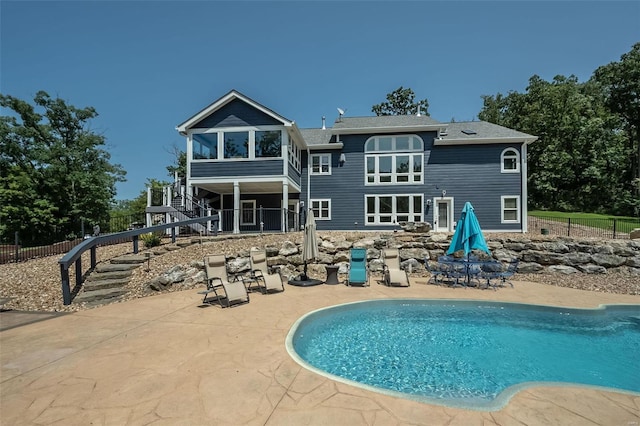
[1,279,639,425]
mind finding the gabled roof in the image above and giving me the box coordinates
[331,115,443,134]
[434,121,537,145]
[176,90,294,134]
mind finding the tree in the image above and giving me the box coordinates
[372,87,429,116]
[165,143,186,179]
[479,75,630,214]
[593,43,640,213]
[0,91,125,245]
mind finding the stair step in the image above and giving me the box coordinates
[86,270,132,281]
[111,255,147,264]
[74,287,128,304]
[83,278,130,291]
[95,263,139,273]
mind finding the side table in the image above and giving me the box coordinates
[325,265,340,285]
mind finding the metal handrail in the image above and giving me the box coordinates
[58,214,219,305]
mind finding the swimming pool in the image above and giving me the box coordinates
[286,299,640,410]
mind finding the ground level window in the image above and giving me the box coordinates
[501,196,520,223]
[310,199,331,220]
[241,200,256,225]
[365,194,423,225]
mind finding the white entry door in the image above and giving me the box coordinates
[434,198,454,232]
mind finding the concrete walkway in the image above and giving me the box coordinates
[1,279,639,425]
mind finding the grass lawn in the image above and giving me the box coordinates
[529,211,640,234]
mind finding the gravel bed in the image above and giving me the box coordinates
[0,232,638,313]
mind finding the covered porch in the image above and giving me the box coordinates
[190,177,302,234]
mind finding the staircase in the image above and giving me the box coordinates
[166,206,207,234]
[73,254,147,307]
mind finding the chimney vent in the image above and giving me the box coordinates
[322,116,326,130]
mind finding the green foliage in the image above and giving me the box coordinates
[478,44,639,217]
[0,91,126,245]
[372,87,429,116]
[593,42,640,207]
[140,232,162,248]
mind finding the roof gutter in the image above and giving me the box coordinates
[434,136,538,146]
[331,124,443,134]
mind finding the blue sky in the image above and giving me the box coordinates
[2,1,638,201]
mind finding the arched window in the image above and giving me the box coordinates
[501,148,520,173]
[364,135,424,184]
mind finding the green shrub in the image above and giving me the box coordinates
[140,232,162,248]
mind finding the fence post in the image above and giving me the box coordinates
[613,219,617,239]
[567,218,571,237]
[14,231,19,263]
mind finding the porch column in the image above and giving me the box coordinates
[233,181,240,234]
[282,181,289,232]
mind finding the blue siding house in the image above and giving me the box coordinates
[175,90,537,234]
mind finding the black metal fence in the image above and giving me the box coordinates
[0,213,146,264]
[528,216,640,239]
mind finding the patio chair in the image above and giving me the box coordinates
[480,259,518,289]
[248,249,285,294]
[424,258,448,285]
[347,247,369,286]
[498,258,519,287]
[381,248,409,287]
[200,254,249,307]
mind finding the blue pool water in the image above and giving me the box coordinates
[287,300,640,409]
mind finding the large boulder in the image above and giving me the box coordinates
[630,228,640,240]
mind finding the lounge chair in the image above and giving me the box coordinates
[200,254,249,307]
[248,249,285,294]
[347,247,369,286]
[381,248,410,287]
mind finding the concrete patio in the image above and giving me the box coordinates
[1,279,639,425]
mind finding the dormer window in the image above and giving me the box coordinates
[501,148,520,173]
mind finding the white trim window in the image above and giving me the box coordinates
[365,194,423,225]
[501,196,520,223]
[288,139,301,172]
[310,199,331,220]
[190,128,283,161]
[241,200,256,225]
[501,148,520,173]
[365,135,423,185]
[310,154,331,175]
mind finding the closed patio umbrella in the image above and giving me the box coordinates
[301,208,318,280]
[447,202,490,257]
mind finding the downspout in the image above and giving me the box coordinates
[521,142,528,233]
[306,147,311,210]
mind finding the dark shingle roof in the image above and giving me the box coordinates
[440,121,535,140]
[299,129,335,146]
[332,115,442,129]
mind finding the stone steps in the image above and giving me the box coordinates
[74,254,150,307]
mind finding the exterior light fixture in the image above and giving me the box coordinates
[339,153,346,165]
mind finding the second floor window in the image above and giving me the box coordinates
[191,129,282,161]
[310,154,331,175]
[365,135,423,185]
[224,132,249,159]
[501,148,520,173]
